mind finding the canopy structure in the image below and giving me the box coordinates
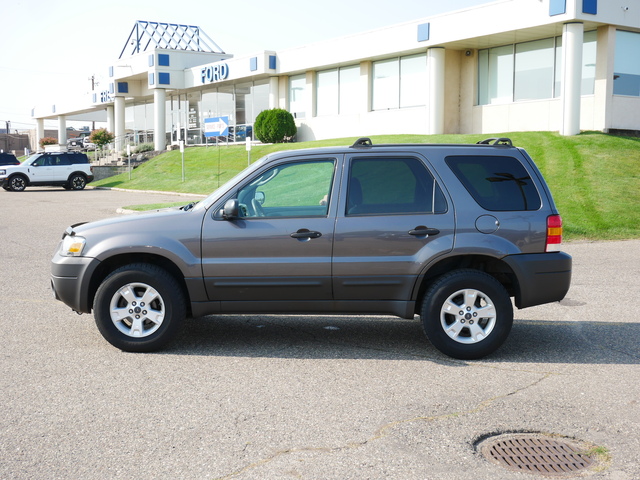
[119,20,225,58]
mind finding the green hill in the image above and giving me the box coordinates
[93,131,640,241]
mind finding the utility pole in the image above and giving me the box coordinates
[4,120,9,152]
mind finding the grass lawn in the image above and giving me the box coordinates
[94,131,640,241]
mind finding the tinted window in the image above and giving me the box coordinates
[0,153,18,165]
[446,155,541,211]
[52,155,71,166]
[347,157,447,215]
[237,160,335,218]
[68,154,88,164]
[32,155,48,167]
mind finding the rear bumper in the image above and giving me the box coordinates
[503,252,572,308]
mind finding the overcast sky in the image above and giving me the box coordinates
[1,0,490,131]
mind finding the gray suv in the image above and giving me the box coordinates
[51,138,571,359]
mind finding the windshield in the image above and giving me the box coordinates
[21,153,42,165]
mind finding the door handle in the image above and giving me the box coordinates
[290,229,322,239]
[408,226,440,237]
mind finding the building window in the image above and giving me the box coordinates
[581,30,597,95]
[614,30,640,96]
[339,65,360,114]
[478,32,597,105]
[515,38,555,101]
[158,54,170,67]
[317,69,339,116]
[316,65,361,116]
[372,54,427,111]
[158,72,170,85]
[372,58,400,110]
[478,45,514,105]
[289,74,306,118]
[400,54,427,108]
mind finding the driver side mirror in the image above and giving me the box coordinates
[222,198,239,220]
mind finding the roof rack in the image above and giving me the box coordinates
[476,137,513,146]
[351,137,373,147]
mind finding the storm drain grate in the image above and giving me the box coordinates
[479,433,595,476]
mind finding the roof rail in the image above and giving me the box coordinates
[477,137,513,146]
[351,137,373,147]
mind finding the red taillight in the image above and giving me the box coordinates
[546,215,563,252]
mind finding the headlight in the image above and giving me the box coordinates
[60,235,86,256]
[0,169,6,176]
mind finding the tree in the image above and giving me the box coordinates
[89,128,115,150]
[39,137,58,148]
[254,109,297,143]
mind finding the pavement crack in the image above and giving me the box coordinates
[214,372,553,479]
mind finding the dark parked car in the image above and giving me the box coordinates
[0,152,19,166]
[51,138,571,359]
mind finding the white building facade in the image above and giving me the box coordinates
[33,0,640,151]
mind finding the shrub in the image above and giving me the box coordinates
[254,109,297,143]
[134,143,154,154]
[90,128,115,149]
[39,137,58,148]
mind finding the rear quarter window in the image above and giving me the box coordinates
[68,154,89,164]
[446,155,541,211]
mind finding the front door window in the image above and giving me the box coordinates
[237,160,335,218]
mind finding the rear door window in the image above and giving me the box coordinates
[346,157,447,215]
[446,155,541,211]
[53,155,71,166]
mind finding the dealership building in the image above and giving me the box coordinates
[33,0,640,152]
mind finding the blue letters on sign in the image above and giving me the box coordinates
[201,63,230,84]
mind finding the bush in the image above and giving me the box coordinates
[39,137,58,148]
[135,143,154,154]
[254,109,297,143]
[90,128,115,149]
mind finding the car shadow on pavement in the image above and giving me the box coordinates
[169,314,640,365]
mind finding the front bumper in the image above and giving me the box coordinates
[503,251,572,309]
[51,251,101,314]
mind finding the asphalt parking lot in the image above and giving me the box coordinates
[1,187,638,480]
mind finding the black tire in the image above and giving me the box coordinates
[8,175,27,192]
[420,269,513,360]
[93,264,186,352]
[68,173,87,190]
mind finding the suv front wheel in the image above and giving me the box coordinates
[93,264,186,352]
[421,269,513,360]
[8,175,27,192]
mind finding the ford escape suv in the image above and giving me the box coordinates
[1,151,93,191]
[51,138,571,359]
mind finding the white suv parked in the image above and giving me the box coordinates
[1,152,94,192]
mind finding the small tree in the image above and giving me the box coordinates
[90,128,115,150]
[254,109,297,143]
[39,137,58,149]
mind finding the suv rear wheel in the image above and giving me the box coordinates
[421,269,513,360]
[93,264,186,352]
[68,173,87,190]
[8,175,27,192]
